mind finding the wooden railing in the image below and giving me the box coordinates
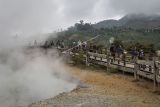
[68,51,160,90]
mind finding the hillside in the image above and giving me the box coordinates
[48,14,160,50]
[94,14,160,29]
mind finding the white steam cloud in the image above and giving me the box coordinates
[0,1,79,106]
[0,48,77,107]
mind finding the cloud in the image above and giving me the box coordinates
[108,0,160,15]
[0,0,160,39]
[0,0,62,49]
[0,0,59,35]
[61,0,97,18]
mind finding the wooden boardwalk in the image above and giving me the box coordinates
[67,51,160,90]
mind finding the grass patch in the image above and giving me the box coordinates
[108,68,119,73]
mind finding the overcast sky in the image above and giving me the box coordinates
[0,0,160,37]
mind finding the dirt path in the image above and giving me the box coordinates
[29,66,160,107]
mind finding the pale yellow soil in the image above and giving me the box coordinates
[29,65,160,107]
[66,66,160,107]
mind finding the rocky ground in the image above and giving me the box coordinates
[28,66,160,107]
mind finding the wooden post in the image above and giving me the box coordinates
[85,53,88,66]
[153,59,158,91]
[134,58,138,80]
[134,63,138,80]
[106,53,110,71]
[95,56,96,61]
[117,54,120,65]
[123,53,126,67]
[85,52,89,66]
[100,57,102,61]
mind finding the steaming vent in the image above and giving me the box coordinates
[0,48,78,107]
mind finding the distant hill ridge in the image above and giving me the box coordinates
[49,14,160,50]
[94,14,160,29]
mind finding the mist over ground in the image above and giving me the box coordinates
[0,48,78,107]
[0,0,79,106]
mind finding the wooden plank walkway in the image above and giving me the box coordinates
[61,50,160,90]
[67,51,160,90]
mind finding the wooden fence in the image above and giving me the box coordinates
[68,51,160,90]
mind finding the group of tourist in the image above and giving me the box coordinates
[41,40,153,61]
[109,44,146,61]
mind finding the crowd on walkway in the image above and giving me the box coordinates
[40,40,156,61]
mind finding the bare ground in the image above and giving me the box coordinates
[29,66,160,107]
